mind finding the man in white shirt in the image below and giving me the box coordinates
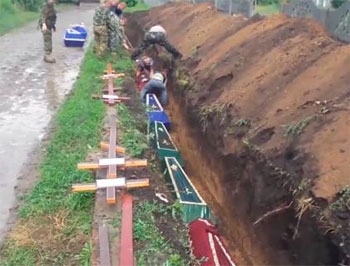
[131,25,182,60]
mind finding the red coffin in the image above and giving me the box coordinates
[189,219,236,266]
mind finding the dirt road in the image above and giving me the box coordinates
[0,3,98,242]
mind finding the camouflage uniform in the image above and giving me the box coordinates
[39,1,57,63]
[131,31,182,60]
[93,6,109,58]
[107,12,125,53]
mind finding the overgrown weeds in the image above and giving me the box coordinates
[125,0,150,13]
[199,103,229,132]
[282,115,315,137]
[0,0,38,36]
[134,200,188,266]
[176,68,196,92]
[330,186,350,213]
[117,103,148,157]
[226,118,252,135]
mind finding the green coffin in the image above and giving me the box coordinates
[147,121,156,149]
[154,122,184,168]
[164,157,211,223]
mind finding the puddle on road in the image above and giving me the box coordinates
[0,5,95,242]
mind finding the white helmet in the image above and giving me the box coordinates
[152,72,164,82]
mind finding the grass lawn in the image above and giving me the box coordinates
[0,47,115,265]
[0,45,190,265]
[0,9,38,36]
[255,3,281,16]
[0,3,192,264]
[125,1,150,13]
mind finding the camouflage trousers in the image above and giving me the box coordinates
[93,25,108,57]
[42,30,52,55]
[108,30,119,53]
[131,32,182,60]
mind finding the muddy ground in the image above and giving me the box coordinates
[127,3,350,265]
[0,3,97,244]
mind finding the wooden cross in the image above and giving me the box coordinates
[73,64,149,204]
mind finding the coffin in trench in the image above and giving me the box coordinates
[146,93,171,131]
[164,157,210,223]
[152,122,184,168]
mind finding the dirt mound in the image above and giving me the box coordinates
[128,3,350,265]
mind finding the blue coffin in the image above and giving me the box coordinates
[64,28,86,47]
[146,94,170,130]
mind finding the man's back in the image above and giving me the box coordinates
[93,6,107,26]
[143,79,165,94]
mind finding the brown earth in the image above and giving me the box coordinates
[127,3,350,266]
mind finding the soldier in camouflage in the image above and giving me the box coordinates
[38,0,57,63]
[93,0,112,58]
[131,25,182,61]
[107,10,121,55]
[93,0,128,57]
[107,2,129,56]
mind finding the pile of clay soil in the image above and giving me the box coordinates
[127,3,350,265]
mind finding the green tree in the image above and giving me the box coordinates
[13,0,44,11]
[331,0,345,8]
[125,0,138,7]
[257,0,281,6]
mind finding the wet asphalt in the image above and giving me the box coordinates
[0,3,98,241]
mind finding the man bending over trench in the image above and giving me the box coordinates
[131,25,183,60]
[140,72,168,106]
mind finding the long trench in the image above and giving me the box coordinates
[126,13,342,266]
[166,84,267,265]
[126,16,270,265]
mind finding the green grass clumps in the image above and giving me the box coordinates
[0,0,38,36]
[0,48,121,265]
[117,103,148,158]
[125,0,150,13]
[20,48,108,218]
[134,200,186,266]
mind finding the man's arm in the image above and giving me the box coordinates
[115,21,130,50]
[39,5,48,30]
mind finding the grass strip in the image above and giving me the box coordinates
[0,48,131,265]
[117,103,149,158]
[125,0,150,13]
[0,7,38,36]
[134,199,188,266]
[255,3,281,16]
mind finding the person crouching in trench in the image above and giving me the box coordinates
[140,72,168,106]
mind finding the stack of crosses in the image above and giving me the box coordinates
[72,63,149,204]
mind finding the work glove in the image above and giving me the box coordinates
[41,23,47,32]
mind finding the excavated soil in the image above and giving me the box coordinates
[127,3,350,265]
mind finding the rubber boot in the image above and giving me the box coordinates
[44,54,56,63]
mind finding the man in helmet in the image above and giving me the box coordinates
[140,72,168,106]
[131,25,182,61]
